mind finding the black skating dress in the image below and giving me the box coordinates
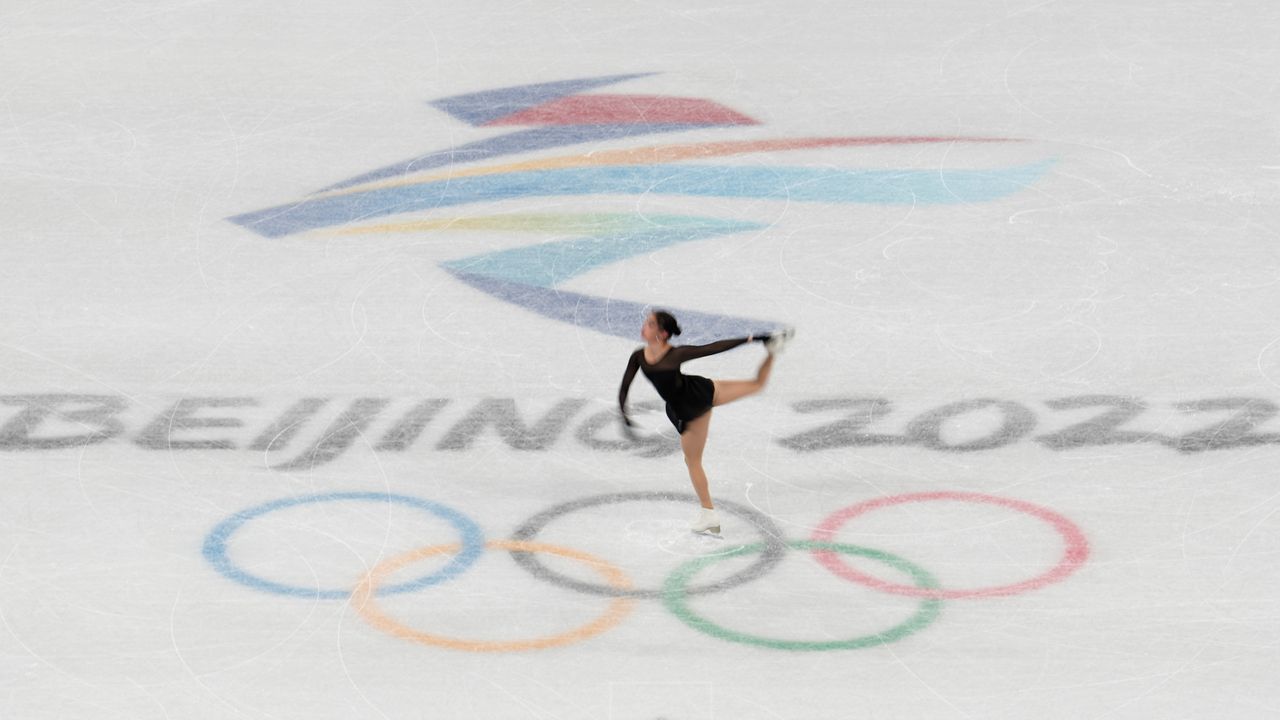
[618,337,753,434]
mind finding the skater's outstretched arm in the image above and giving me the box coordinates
[671,336,758,362]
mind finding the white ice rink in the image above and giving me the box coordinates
[2,1,1278,718]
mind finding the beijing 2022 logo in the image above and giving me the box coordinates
[229,73,1053,342]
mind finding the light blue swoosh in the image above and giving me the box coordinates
[440,217,762,287]
[435,214,775,338]
[230,160,1055,238]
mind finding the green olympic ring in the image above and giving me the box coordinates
[662,540,942,651]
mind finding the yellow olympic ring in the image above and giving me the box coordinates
[353,540,634,652]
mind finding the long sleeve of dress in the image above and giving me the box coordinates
[617,350,641,422]
[671,337,753,362]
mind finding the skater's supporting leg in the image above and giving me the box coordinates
[680,412,713,508]
[680,413,721,534]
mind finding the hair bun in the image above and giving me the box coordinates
[652,310,682,338]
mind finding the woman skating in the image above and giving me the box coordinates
[618,310,791,534]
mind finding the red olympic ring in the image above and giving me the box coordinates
[810,491,1089,599]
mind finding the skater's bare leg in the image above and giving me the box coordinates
[680,412,713,508]
[711,352,773,408]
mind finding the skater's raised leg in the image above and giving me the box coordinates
[712,352,774,408]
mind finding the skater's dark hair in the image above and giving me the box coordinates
[652,310,682,339]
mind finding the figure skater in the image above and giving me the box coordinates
[618,310,791,534]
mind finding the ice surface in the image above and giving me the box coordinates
[2,1,1278,718]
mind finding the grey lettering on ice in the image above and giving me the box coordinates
[574,401,680,458]
[0,394,127,449]
[134,397,258,450]
[779,397,908,451]
[906,398,1037,452]
[5,392,1280,464]
[435,398,588,451]
[1036,395,1165,449]
[376,399,450,451]
[1168,397,1280,452]
[250,398,329,452]
[273,398,390,470]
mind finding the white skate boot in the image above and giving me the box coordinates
[765,327,794,355]
[690,507,721,535]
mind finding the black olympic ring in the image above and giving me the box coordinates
[507,491,787,599]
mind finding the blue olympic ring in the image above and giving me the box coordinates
[202,492,484,599]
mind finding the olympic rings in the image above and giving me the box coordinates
[508,491,786,599]
[354,540,634,652]
[664,540,942,651]
[810,491,1090,599]
[202,492,485,599]
[204,489,1091,651]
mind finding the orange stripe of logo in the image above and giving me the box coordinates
[317,136,1017,199]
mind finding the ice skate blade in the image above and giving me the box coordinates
[691,526,722,537]
[765,326,794,355]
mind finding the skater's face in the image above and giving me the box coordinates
[642,314,667,343]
